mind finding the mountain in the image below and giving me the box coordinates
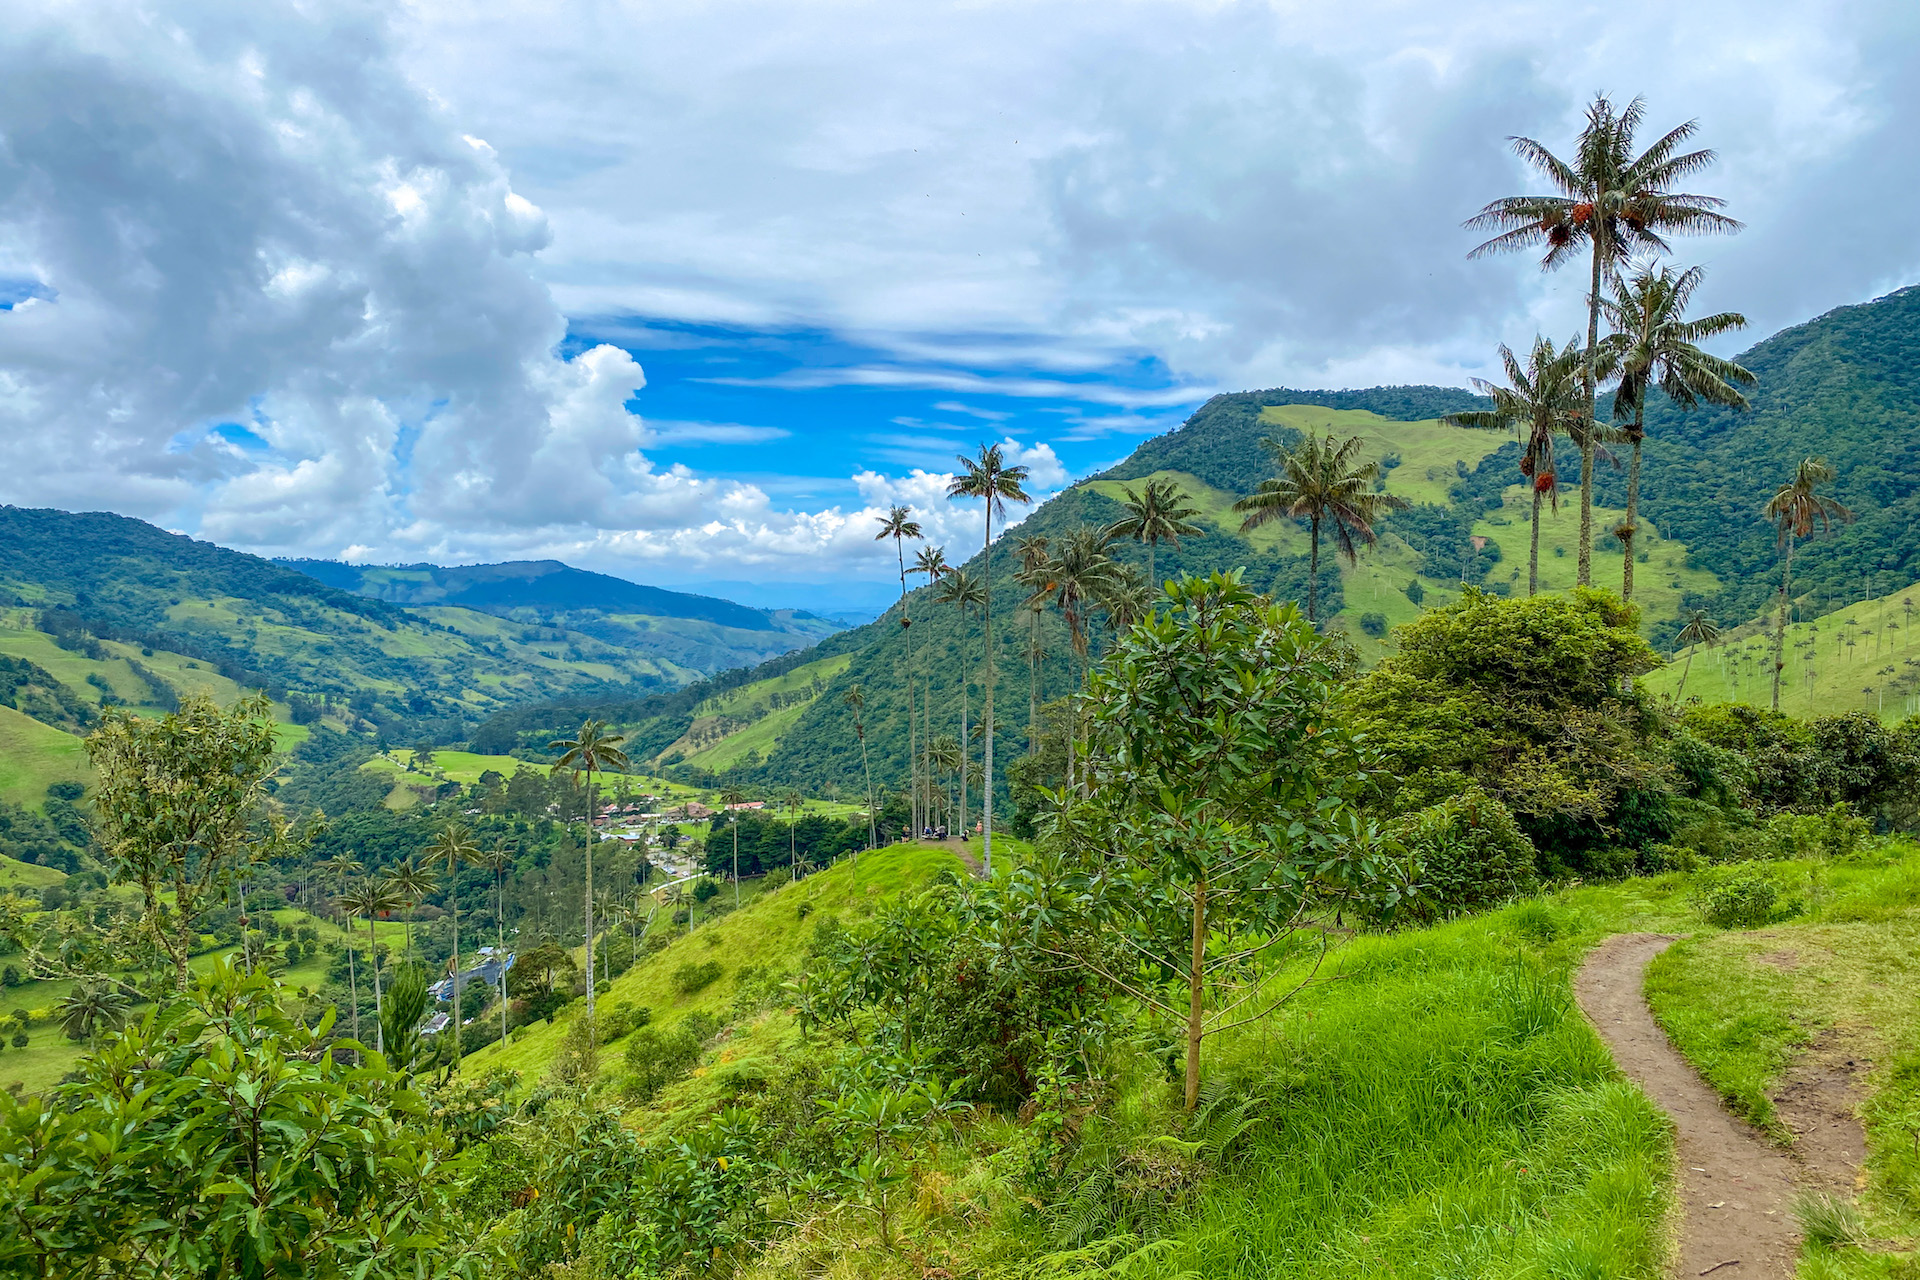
[0,508,839,778]
[474,284,1920,793]
[280,558,840,672]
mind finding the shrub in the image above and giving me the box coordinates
[1691,866,1783,929]
[1390,787,1539,919]
[8,1030,23,1048]
[621,1022,705,1103]
[1404,579,1425,605]
[1359,612,1388,638]
[691,878,721,904]
[671,960,723,996]
[0,965,21,988]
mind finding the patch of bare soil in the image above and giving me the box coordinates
[1772,1030,1871,1198]
[1576,933,1801,1279]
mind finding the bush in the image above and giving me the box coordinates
[1359,611,1388,638]
[691,878,721,904]
[9,1030,24,1048]
[1390,787,1539,919]
[671,961,723,996]
[621,1021,708,1103]
[1404,579,1425,605]
[0,965,21,988]
[1691,866,1783,929]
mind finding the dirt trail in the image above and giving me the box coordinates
[1575,933,1801,1279]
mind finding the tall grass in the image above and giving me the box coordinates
[1010,903,1672,1279]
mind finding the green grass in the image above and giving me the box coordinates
[0,854,66,890]
[0,704,90,808]
[459,843,967,1086]
[1470,487,1720,635]
[656,652,853,770]
[1260,403,1510,507]
[1644,577,1920,721]
[1086,470,1310,557]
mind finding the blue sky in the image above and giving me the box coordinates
[2,0,1917,613]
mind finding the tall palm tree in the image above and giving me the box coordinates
[1601,263,1754,599]
[1030,525,1121,794]
[843,685,876,890]
[719,785,747,906]
[1765,459,1853,710]
[928,734,961,831]
[784,788,805,871]
[476,842,516,1047]
[1233,433,1407,621]
[947,444,1032,877]
[384,860,437,965]
[320,854,365,1044]
[1447,336,1586,596]
[1011,534,1052,756]
[549,718,629,1033]
[910,545,951,826]
[1674,610,1720,700]
[1106,477,1202,586]
[340,878,403,1055]
[933,568,987,845]
[426,822,480,1071]
[876,505,925,838]
[1468,94,1741,587]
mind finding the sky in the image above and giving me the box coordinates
[1,0,1916,610]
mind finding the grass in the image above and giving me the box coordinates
[1644,576,1920,722]
[459,842,968,1087]
[1642,842,1920,1271]
[0,855,66,890]
[1469,486,1719,634]
[1260,404,1509,508]
[658,652,853,770]
[0,704,90,809]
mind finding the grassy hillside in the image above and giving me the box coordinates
[0,705,90,808]
[1646,576,1920,719]
[460,843,966,1086]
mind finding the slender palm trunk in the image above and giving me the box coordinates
[982,510,996,877]
[346,925,361,1048]
[583,767,596,1040]
[897,537,918,841]
[1027,608,1040,757]
[496,872,509,1048]
[368,913,384,1056]
[1529,488,1544,597]
[1773,537,1794,711]
[857,728,875,890]
[449,881,461,1071]
[1146,541,1156,588]
[1622,411,1645,601]
[731,815,740,907]
[957,686,968,844]
[1677,648,1697,699]
[790,815,798,876]
[1306,516,1321,623]
[1578,231,1604,588]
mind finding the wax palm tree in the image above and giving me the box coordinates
[1446,336,1587,596]
[910,544,951,824]
[549,718,630,1032]
[340,877,403,1054]
[1011,534,1051,756]
[426,822,481,1070]
[1600,263,1754,599]
[1674,610,1720,699]
[928,734,961,832]
[476,842,516,1046]
[1100,562,1154,632]
[320,854,364,1044]
[719,785,747,906]
[1468,94,1741,586]
[1765,459,1853,710]
[1234,433,1407,621]
[933,567,987,845]
[1030,525,1121,794]
[57,979,129,1049]
[1106,477,1202,586]
[876,505,925,837]
[384,860,437,965]
[947,443,1032,876]
[784,788,805,871]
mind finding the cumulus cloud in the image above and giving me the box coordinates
[0,0,980,578]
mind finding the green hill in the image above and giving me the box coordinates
[282,558,840,671]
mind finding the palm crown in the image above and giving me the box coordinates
[1106,477,1202,585]
[1233,432,1406,621]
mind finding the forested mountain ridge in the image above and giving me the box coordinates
[0,507,789,753]
[280,558,841,671]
